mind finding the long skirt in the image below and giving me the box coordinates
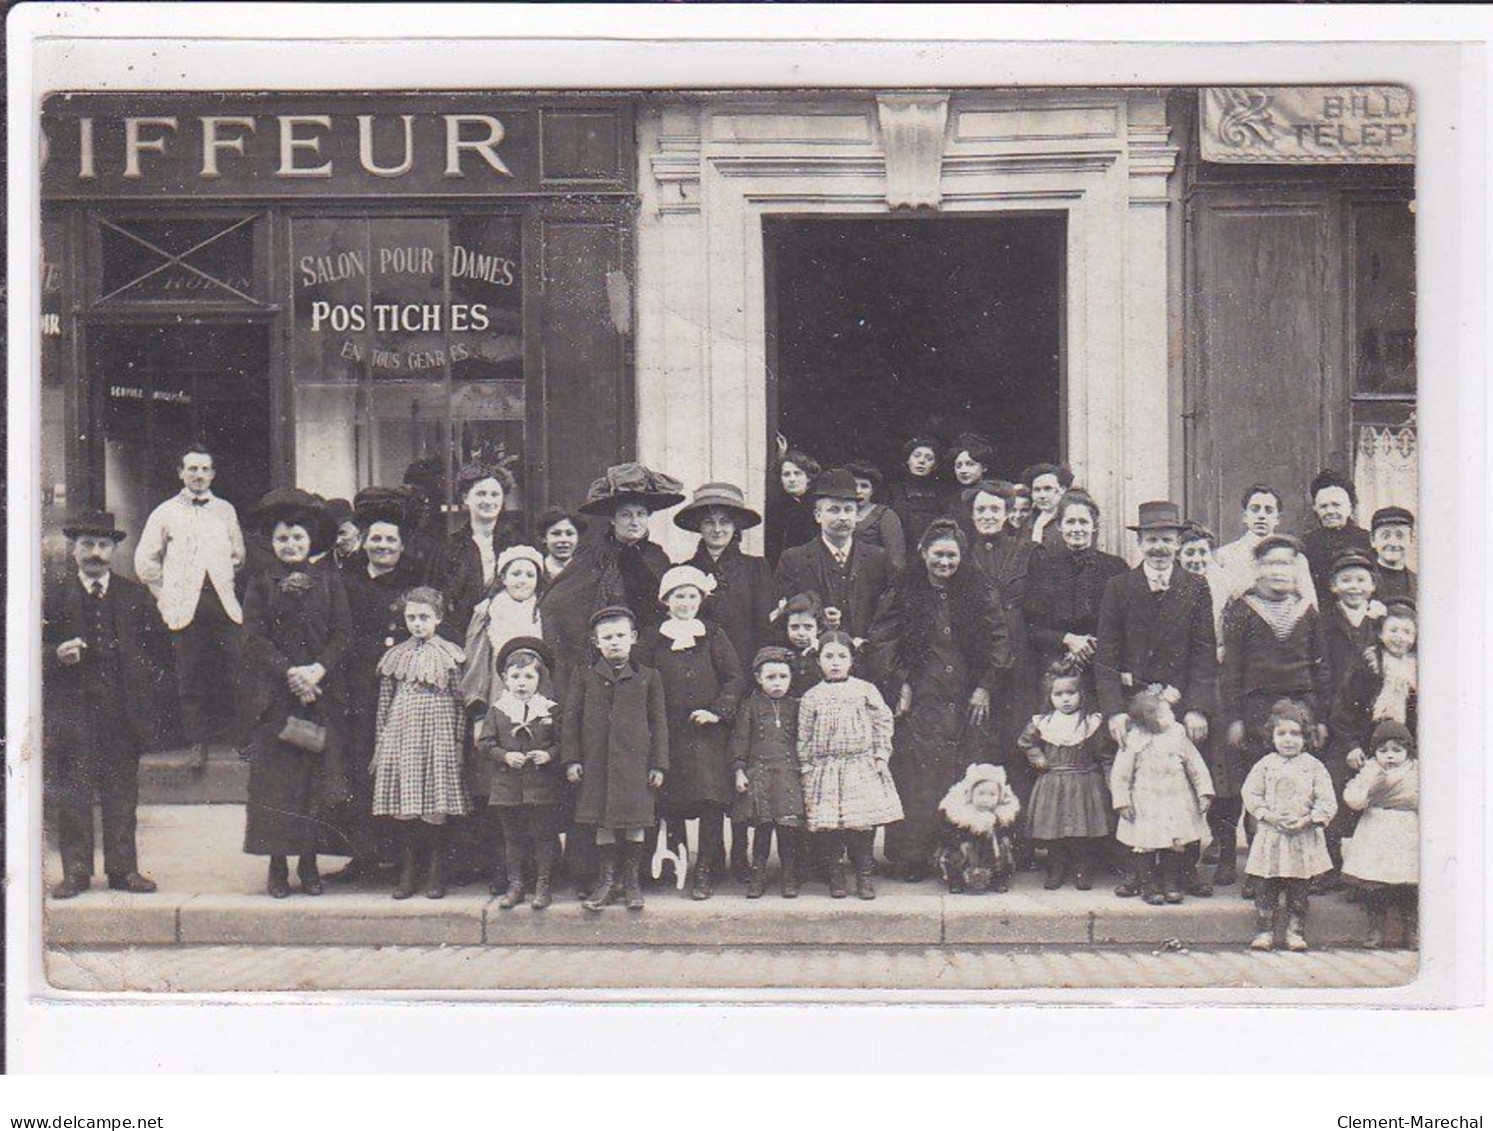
[245,739,322,857]
[885,699,978,867]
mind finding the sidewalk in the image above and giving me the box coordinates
[44,805,1403,962]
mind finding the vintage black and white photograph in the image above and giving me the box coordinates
[23,34,1446,1003]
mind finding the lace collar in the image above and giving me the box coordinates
[659,617,708,652]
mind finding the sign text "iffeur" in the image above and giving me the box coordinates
[58,114,513,180]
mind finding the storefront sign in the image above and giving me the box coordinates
[41,94,632,198]
[1200,87,1414,164]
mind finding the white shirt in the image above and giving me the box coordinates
[1142,562,1174,593]
[1030,507,1056,545]
[1214,533,1319,611]
[77,570,110,597]
[134,489,246,629]
[822,534,853,568]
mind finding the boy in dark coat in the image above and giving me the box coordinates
[1320,549,1386,699]
[773,468,895,651]
[44,512,168,898]
[563,606,669,911]
[1095,501,1218,892]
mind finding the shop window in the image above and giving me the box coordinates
[290,214,525,524]
[95,214,263,305]
[1347,198,1417,518]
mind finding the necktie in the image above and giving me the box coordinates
[90,580,105,600]
[192,497,209,507]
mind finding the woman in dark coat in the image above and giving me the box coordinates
[846,459,908,574]
[878,518,1012,881]
[326,487,424,884]
[676,482,775,883]
[538,463,684,687]
[944,433,998,521]
[425,459,521,645]
[886,435,945,552]
[960,479,1040,748]
[1022,489,1128,698]
[765,448,822,566]
[241,490,353,898]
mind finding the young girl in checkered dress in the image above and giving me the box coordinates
[797,631,903,900]
[372,586,470,900]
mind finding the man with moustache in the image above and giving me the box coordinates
[772,468,896,654]
[45,512,167,898]
[1095,501,1220,895]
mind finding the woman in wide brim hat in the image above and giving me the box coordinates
[251,487,335,553]
[675,482,774,885]
[539,463,681,684]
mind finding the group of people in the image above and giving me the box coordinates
[44,434,1420,951]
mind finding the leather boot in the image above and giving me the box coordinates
[498,875,526,910]
[1249,908,1276,950]
[690,860,715,901]
[1071,841,1093,892]
[392,843,420,901]
[1140,853,1166,906]
[583,844,619,912]
[1212,825,1237,887]
[850,831,876,901]
[424,833,447,900]
[746,828,771,899]
[1042,843,1066,890]
[297,854,324,897]
[267,856,291,900]
[1184,841,1212,897]
[1114,851,1141,898]
[621,841,646,910]
[1284,911,1309,951]
[1162,850,1186,904]
[531,839,555,910]
[1364,897,1388,949]
[730,819,752,885]
[779,830,801,899]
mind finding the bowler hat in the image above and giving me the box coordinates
[1329,549,1377,577]
[62,509,126,543]
[1126,500,1187,533]
[495,634,556,675]
[579,463,686,517]
[1371,506,1415,533]
[673,482,762,533]
[806,468,861,504]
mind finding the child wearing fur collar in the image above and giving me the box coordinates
[476,636,562,911]
[934,763,1021,894]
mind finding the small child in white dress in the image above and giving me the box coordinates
[1342,718,1419,948]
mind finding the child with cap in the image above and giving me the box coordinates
[933,763,1021,895]
[563,606,669,912]
[1341,719,1419,948]
[729,646,808,898]
[1369,506,1417,603]
[1321,549,1387,700]
[476,636,563,910]
[638,565,747,901]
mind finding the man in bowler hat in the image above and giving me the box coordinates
[45,511,168,898]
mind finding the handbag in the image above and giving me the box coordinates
[278,715,327,755]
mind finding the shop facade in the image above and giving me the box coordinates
[40,93,638,573]
[40,87,1416,569]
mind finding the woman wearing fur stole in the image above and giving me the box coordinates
[933,763,1021,894]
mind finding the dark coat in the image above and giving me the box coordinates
[341,558,424,759]
[43,573,167,777]
[765,492,818,568]
[888,478,945,551]
[1023,543,1128,673]
[1302,522,1373,607]
[424,519,520,644]
[728,690,805,824]
[241,558,354,819]
[1374,564,1417,604]
[1217,594,1331,765]
[1321,603,1384,702]
[880,564,1012,698]
[638,623,746,809]
[968,530,1041,724]
[562,658,669,829]
[688,540,774,675]
[476,700,563,807]
[854,504,907,575]
[773,536,894,648]
[540,533,671,684]
[1095,565,1220,720]
[1329,646,1418,767]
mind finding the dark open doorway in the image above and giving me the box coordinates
[765,214,1065,486]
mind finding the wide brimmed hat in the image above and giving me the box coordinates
[324,497,354,527]
[1329,549,1377,577]
[1371,505,1415,532]
[252,488,331,549]
[495,634,556,674]
[579,462,686,517]
[674,482,762,532]
[62,509,127,543]
[1126,500,1188,533]
[806,468,860,504]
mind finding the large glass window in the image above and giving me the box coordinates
[94,214,263,305]
[290,214,525,521]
